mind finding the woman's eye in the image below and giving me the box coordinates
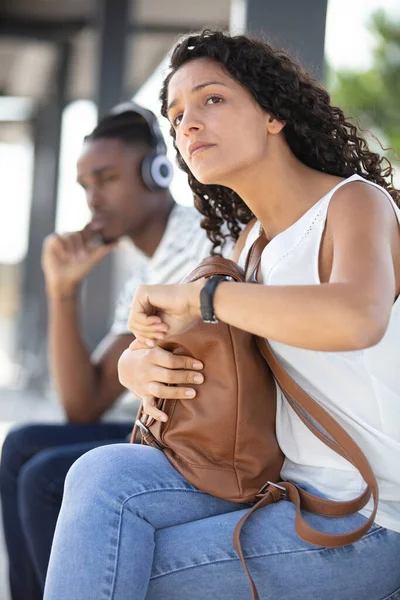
[171,97,222,127]
[173,114,183,127]
[206,96,223,105]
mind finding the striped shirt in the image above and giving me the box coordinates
[111,203,233,335]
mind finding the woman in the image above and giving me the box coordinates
[44,30,400,599]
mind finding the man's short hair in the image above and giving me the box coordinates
[85,109,154,150]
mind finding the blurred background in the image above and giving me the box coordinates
[0,0,399,594]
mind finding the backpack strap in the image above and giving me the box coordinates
[256,338,379,540]
[232,234,380,600]
[230,218,257,263]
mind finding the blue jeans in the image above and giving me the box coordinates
[44,443,400,600]
[0,422,132,600]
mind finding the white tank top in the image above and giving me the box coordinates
[238,174,400,533]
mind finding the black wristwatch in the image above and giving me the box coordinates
[200,275,233,323]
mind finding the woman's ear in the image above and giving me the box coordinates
[266,116,285,135]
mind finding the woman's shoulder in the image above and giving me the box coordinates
[327,176,400,231]
[326,175,400,297]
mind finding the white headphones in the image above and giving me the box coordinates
[109,101,173,191]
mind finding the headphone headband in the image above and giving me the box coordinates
[109,101,167,155]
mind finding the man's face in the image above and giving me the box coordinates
[77,138,151,242]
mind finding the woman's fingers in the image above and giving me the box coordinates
[128,339,150,351]
[131,326,168,347]
[151,346,204,371]
[128,343,203,372]
[152,365,204,387]
[141,376,201,422]
[128,311,169,345]
[119,343,205,402]
[136,336,162,348]
[129,313,167,330]
[142,396,168,422]
[147,382,197,400]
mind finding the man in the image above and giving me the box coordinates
[0,103,227,600]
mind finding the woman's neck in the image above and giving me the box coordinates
[229,139,344,241]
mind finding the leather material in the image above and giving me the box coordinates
[131,229,379,600]
[133,255,284,503]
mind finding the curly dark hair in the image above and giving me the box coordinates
[160,29,399,253]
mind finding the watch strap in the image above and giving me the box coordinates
[200,275,231,323]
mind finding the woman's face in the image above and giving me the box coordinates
[166,57,277,187]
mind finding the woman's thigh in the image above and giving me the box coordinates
[148,501,400,600]
[58,443,251,529]
[44,444,251,600]
[46,443,400,600]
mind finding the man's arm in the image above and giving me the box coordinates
[48,293,134,423]
[42,228,134,422]
[48,289,133,422]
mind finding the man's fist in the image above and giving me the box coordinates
[42,223,117,295]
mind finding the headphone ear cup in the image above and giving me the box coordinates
[141,153,173,191]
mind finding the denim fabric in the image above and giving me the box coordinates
[0,422,132,600]
[44,443,400,600]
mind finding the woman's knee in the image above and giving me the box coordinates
[63,443,170,501]
[63,443,133,494]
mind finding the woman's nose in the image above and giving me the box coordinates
[180,111,204,136]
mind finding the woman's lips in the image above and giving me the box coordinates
[189,143,216,158]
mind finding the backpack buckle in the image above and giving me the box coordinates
[257,481,287,499]
[135,419,150,435]
[135,419,165,451]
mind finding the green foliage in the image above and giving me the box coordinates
[330,10,400,155]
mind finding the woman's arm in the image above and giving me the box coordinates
[129,183,400,352]
[212,183,398,350]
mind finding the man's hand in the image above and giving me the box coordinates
[118,340,204,422]
[42,223,117,296]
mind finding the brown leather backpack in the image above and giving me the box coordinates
[132,229,379,600]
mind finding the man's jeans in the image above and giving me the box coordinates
[44,443,400,600]
[0,422,132,600]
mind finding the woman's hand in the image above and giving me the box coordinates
[128,281,203,346]
[118,339,204,422]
